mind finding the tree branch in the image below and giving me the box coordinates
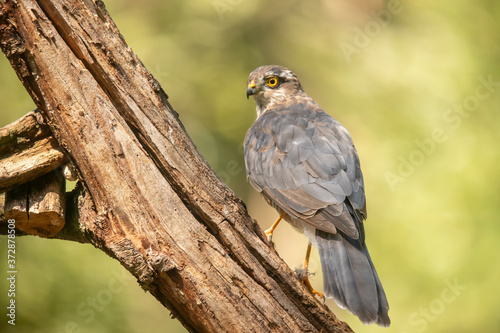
[0,110,66,192]
[4,168,66,236]
[0,1,353,332]
[0,182,91,244]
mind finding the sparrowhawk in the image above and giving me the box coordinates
[244,65,390,327]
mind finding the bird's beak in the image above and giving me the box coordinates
[247,81,257,99]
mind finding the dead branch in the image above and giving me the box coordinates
[4,168,65,237]
[0,110,66,192]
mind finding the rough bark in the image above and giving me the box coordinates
[0,1,353,332]
[1,182,93,244]
[4,168,65,237]
[0,110,66,192]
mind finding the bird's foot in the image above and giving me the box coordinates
[296,268,324,299]
[264,227,274,243]
[303,277,324,299]
[264,212,285,244]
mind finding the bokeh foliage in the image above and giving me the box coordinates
[1,0,499,332]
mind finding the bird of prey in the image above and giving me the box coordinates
[244,65,390,327]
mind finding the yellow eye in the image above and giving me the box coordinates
[266,76,279,88]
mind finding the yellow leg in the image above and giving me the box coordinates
[264,212,285,242]
[301,243,324,299]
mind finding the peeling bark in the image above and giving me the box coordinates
[0,110,66,192]
[4,168,65,237]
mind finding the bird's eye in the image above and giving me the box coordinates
[266,76,279,88]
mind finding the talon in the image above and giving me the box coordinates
[301,274,324,299]
[264,228,274,242]
[265,212,285,243]
[301,242,324,299]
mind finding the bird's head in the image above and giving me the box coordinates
[247,65,304,117]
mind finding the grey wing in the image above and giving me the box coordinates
[244,108,366,239]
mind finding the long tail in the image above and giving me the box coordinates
[316,230,390,327]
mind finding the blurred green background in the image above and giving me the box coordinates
[1,0,499,332]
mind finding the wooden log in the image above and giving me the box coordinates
[0,111,66,193]
[4,169,65,237]
[1,182,92,244]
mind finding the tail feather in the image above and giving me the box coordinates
[316,230,390,327]
[364,245,391,327]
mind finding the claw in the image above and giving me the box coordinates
[300,243,324,299]
[301,273,325,299]
[264,228,274,242]
[264,212,285,243]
